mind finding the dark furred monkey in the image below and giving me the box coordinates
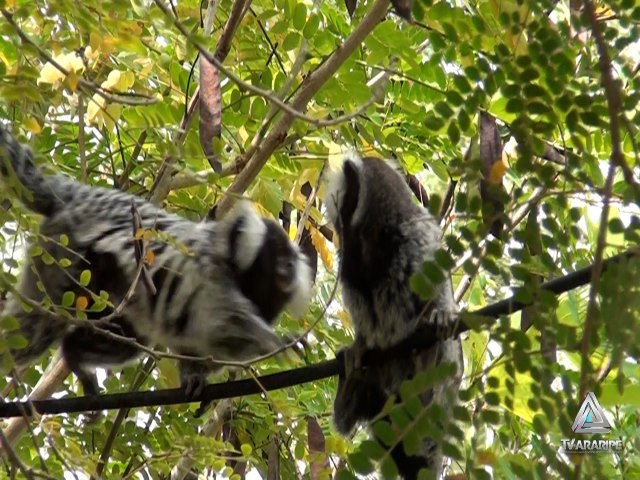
[325,154,462,479]
[0,126,313,402]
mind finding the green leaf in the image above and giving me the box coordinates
[434,100,454,119]
[424,114,445,131]
[447,121,460,144]
[62,291,75,308]
[293,3,307,31]
[303,14,320,39]
[371,421,395,447]
[282,32,300,51]
[80,269,92,287]
[348,452,374,474]
[7,333,28,349]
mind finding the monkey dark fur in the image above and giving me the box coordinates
[0,126,312,401]
[325,154,462,480]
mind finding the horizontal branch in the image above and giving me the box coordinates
[0,248,636,419]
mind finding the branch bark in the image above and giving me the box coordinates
[215,0,391,216]
[0,248,635,420]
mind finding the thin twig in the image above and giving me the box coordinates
[578,0,625,402]
[78,95,87,184]
[214,0,392,217]
[294,163,325,245]
[0,426,34,479]
[116,131,148,189]
[153,0,392,129]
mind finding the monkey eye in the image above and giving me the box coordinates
[275,256,296,290]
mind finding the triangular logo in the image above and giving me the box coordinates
[572,392,611,434]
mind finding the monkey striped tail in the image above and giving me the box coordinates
[0,126,62,216]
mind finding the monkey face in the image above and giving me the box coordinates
[231,218,312,325]
[275,253,298,293]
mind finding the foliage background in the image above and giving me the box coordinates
[0,0,639,478]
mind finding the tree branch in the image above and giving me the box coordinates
[214,0,391,216]
[1,248,635,419]
[578,0,630,403]
[148,0,250,204]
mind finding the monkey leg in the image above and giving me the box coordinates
[178,356,214,399]
[61,318,144,422]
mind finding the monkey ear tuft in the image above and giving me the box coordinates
[286,252,314,319]
[323,152,363,228]
[224,200,268,271]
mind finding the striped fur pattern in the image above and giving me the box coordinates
[0,127,313,399]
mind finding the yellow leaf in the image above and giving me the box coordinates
[104,103,122,130]
[337,309,351,329]
[310,226,333,270]
[121,20,143,37]
[0,50,10,69]
[103,70,122,90]
[144,249,155,265]
[37,62,66,87]
[326,142,343,172]
[75,296,89,311]
[122,71,135,89]
[134,58,154,79]
[60,51,85,73]
[475,449,497,466]
[86,93,106,126]
[238,126,249,144]
[84,46,98,63]
[134,228,145,240]
[90,32,101,51]
[595,5,614,19]
[24,118,41,134]
[67,71,79,91]
[102,36,116,55]
[102,69,135,92]
[488,159,507,184]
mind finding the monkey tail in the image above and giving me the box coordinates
[332,359,388,435]
[5,300,68,368]
[0,126,64,216]
[334,370,444,480]
[390,439,442,480]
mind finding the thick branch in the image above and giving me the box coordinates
[1,248,635,419]
[214,0,390,215]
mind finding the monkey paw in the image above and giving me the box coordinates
[341,339,366,378]
[181,374,215,418]
[427,308,457,341]
[181,374,208,399]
